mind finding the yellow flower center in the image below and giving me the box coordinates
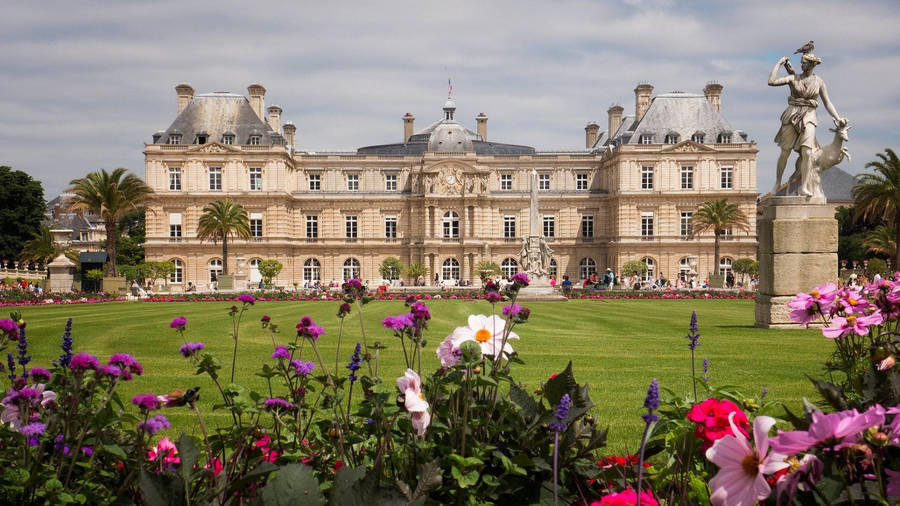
[848,298,858,306]
[741,454,760,476]
[847,315,857,325]
[475,328,492,343]
[810,290,819,298]
[418,392,425,400]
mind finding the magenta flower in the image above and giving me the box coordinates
[108,353,143,375]
[290,360,315,377]
[238,294,255,305]
[178,342,204,357]
[296,317,325,340]
[788,283,838,324]
[887,468,900,497]
[69,353,99,371]
[138,415,170,435]
[97,365,123,379]
[410,301,431,321]
[169,316,187,329]
[510,272,530,286]
[272,345,291,360]
[774,454,823,505]
[382,313,415,331]
[0,319,19,340]
[264,398,296,413]
[485,292,502,303]
[821,312,884,338]
[29,367,51,382]
[131,393,162,412]
[706,413,789,505]
[770,405,886,454]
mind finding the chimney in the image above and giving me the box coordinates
[703,82,724,113]
[175,83,194,115]
[247,83,267,121]
[283,122,296,149]
[476,113,488,141]
[607,104,624,140]
[634,83,654,122]
[402,113,415,142]
[585,122,600,149]
[267,105,282,134]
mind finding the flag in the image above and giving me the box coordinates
[448,78,452,96]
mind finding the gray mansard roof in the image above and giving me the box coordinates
[152,92,282,145]
[596,92,746,148]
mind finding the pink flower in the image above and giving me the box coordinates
[770,405,886,454]
[788,283,838,324]
[591,488,659,505]
[821,312,884,338]
[878,355,896,371]
[887,468,900,497]
[436,335,460,368]
[837,290,872,315]
[147,436,180,467]
[706,414,789,506]
[774,454,823,506]
[397,369,430,436]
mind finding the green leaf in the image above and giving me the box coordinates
[140,469,186,506]
[176,433,200,487]
[509,383,541,421]
[450,466,479,488]
[807,376,849,411]
[327,465,367,506]
[544,361,577,406]
[260,464,325,506]
[102,443,127,459]
[411,460,442,500]
[475,374,498,388]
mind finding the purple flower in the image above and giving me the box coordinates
[54,434,70,455]
[261,314,271,324]
[686,311,700,351]
[264,398,296,413]
[16,326,30,370]
[296,317,325,340]
[272,345,291,360]
[169,316,187,329]
[337,303,352,317]
[510,272,530,287]
[410,301,431,321]
[108,353,143,375]
[343,278,363,293]
[55,318,73,368]
[642,378,659,423]
[238,294,255,305]
[98,365,123,378]
[131,393,161,412]
[702,358,709,381]
[29,367,51,382]
[299,316,313,327]
[502,304,523,317]
[21,421,46,437]
[179,342,204,357]
[0,319,19,340]
[69,353,99,371]
[346,342,362,382]
[6,353,14,381]
[81,446,93,456]
[138,415,170,435]
[290,360,315,377]
[486,292,502,303]
[550,393,570,432]
[382,314,415,331]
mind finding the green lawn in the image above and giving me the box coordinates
[11,298,828,452]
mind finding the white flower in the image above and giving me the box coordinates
[396,369,430,436]
[449,314,517,360]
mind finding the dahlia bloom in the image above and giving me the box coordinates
[397,368,430,436]
[0,319,19,339]
[706,414,789,506]
[769,404,885,454]
[821,312,884,339]
[687,398,750,449]
[591,488,659,506]
[108,353,143,375]
[438,314,518,364]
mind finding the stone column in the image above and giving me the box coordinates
[755,197,838,328]
[47,229,75,293]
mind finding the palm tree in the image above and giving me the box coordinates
[196,199,250,275]
[853,148,900,267]
[691,199,750,277]
[20,225,57,265]
[863,224,897,258]
[67,168,152,276]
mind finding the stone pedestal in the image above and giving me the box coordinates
[517,274,567,301]
[755,197,838,328]
[48,254,75,293]
[102,276,127,295]
[217,274,235,292]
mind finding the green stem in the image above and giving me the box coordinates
[355,299,374,376]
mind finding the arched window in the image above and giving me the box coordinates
[501,258,518,279]
[343,258,360,281]
[303,258,321,282]
[209,259,223,283]
[443,211,459,238]
[679,257,692,281]
[641,257,655,283]
[442,258,460,281]
[579,258,597,280]
[249,258,262,284]
[169,259,183,283]
[549,258,558,278]
[719,257,733,277]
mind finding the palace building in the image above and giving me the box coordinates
[143,82,758,289]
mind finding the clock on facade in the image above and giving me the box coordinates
[446,175,456,185]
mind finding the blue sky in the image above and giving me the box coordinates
[1,0,897,198]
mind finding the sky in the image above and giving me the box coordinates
[1,0,898,199]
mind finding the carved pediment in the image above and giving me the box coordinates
[185,142,241,154]
[659,140,717,154]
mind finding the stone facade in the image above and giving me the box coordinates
[144,83,758,290]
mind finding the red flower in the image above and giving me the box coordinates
[686,398,749,449]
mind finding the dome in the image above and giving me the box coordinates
[428,123,475,152]
[443,97,456,110]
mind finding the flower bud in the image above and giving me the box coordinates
[459,340,481,364]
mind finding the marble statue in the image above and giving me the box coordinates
[519,169,553,277]
[768,48,849,200]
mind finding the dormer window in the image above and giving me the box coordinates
[691,133,705,143]
[664,133,679,144]
[639,134,653,145]
[717,133,732,144]
[195,134,208,145]
[222,134,234,145]
[248,135,261,145]
[168,134,182,145]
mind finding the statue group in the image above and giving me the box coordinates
[768,43,851,201]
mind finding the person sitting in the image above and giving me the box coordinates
[561,275,573,294]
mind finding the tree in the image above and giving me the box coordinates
[853,148,900,267]
[622,260,648,277]
[0,166,45,263]
[691,199,750,276]
[66,168,152,276]
[258,259,284,287]
[732,257,757,285]
[196,199,250,275]
[146,261,175,286]
[379,257,403,281]
[474,260,501,283]
[405,263,427,282]
[116,209,146,266]
[863,225,896,258]
[20,225,79,266]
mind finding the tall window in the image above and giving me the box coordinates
[680,166,694,189]
[641,166,653,190]
[549,259,558,278]
[385,174,397,192]
[679,257,693,281]
[503,216,516,238]
[168,167,181,191]
[680,211,693,237]
[209,259,223,283]
[249,167,262,191]
[579,258,597,279]
[641,212,654,239]
[581,215,594,238]
[343,258,360,280]
[308,174,321,191]
[664,133,679,144]
[442,258,460,281]
[384,216,397,238]
[170,259,183,283]
[168,134,181,145]
[721,166,733,189]
[641,257,655,283]
[576,173,588,190]
[719,257,733,277]
[443,211,459,238]
[249,214,262,238]
[538,174,550,191]
[347,174,359,192]
[169,213,182,240]
[209,167,222,191]
[345,216,357,239]
[306,215,318,238]
[303,258,321,282]
[248,135,261,145]
[169,224,182,239]
[639,134,652,144]
[500,174,512,191]
[542,215,555,238]
[501,258,518,279]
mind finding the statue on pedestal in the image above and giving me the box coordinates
[768,44,850,201]
[519,169,553,279]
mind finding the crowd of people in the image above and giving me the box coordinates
[0,278,44,295]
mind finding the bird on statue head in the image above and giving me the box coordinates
[794,41,815,54]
